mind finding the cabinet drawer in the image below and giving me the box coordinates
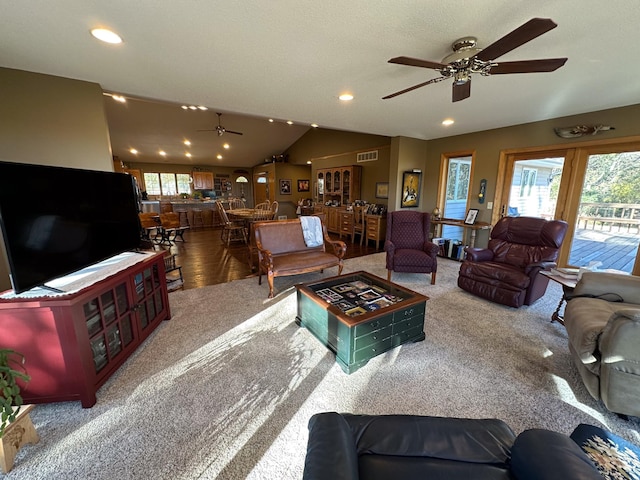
[392,315,424,335]
[354,325,392,350]
[393,302,425,323]
[354,315,393,337]
[391,324,424,347]
[354,336,393,363]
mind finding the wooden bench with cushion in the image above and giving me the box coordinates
[254,217,346,298]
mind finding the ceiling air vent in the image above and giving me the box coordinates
[356,150,378,162]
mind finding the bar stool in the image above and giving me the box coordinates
[174,209,189,227]
[192,209,204,229]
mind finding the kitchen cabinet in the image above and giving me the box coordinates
[0,252,170,408]
[192,171,214,190]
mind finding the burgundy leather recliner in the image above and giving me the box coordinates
[457,216,568,308]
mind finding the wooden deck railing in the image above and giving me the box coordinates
[577,202,640,232]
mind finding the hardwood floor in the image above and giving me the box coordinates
[153,225,381,290]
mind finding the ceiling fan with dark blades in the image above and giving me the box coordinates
[383,18,567,102]
[197,112,243,136]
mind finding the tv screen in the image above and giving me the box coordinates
[0,161,142,294]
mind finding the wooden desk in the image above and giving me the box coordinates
[432,218,491,248]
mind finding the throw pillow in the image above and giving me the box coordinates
[570,423,640,480]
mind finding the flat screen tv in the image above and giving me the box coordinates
[0,161,141,294]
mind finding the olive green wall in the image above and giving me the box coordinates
[422,103,640,245]
[286,128,392,205]
[0,68,114,292]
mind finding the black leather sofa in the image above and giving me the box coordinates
[303,413,601,480]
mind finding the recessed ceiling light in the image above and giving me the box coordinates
[185,152,192,158]
[129,148,138,154]
[311,123,319,128]
[217,154,223,160]
[339,93,354,101]
[197,106,208,110]
[90,28,123,44]
[223,143,230,149]
[442,118,455,126]
[306,160,312,164]
[159,150,166,156]
[181,105,188,110]
[184,140,191,146]
[286,120,294,125]
[268,119,274,123]
[189,106,197,110]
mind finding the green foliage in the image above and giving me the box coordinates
[582,152,640,203]
[0,349,30,438]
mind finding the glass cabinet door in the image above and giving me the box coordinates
[342,169,351,202]
[82,281,134,374]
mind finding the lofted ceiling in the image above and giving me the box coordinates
[1,1,639,169]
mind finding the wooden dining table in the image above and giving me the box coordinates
[226,208,276,271]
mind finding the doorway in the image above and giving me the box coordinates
[253,173,269,205]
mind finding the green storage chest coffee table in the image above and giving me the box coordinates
[295,271,428,374]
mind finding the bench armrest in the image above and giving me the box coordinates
[325,238,347,259]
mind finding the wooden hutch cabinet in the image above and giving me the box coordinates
[0,252,171,408]
[316,165,361,206]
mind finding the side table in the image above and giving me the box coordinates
[540,271,578,325]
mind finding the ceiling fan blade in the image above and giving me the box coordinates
[475,18,558,62]
[224,130,243,136]
[197,129,217,132]
[388,56,448,70]
[489,58,567,74]
[452,80,471,102]
[382,77,447,99]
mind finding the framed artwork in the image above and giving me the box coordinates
[464,208,479,225]
[297,179,310,192]
[279,179,292,195]
[375,182,389,199]
[400,171,421,208]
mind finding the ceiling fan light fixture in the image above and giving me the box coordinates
[339,93,354,101]
[442,119,454,126]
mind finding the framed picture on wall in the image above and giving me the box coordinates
[375,182,389,199]
[280,179,292,195]
[297,179,310,192]
[464,208,479,225]
[400,171,421,208]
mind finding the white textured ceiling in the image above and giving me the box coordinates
[1,1,639,168]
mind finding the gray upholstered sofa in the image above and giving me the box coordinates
[564,271,640,417]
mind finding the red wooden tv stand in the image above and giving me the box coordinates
[0,251,171,408]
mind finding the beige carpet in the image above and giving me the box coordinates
[8,253,640,479]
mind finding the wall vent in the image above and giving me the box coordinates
[356,150,378,162]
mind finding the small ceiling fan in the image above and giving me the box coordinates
[198,112,243,136]
[383,18,567,102]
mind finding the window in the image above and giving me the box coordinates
[520,168,538,197]
[446,158,471,201]
[143,172,192,195]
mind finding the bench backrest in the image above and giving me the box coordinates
[254,218,325,255]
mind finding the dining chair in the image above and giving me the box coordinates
[255,201,270,211]
[216,200,247,245]
[159,212,188,245]
[229,198,245,210]
[353,205,366,245]
[270,201,279,219]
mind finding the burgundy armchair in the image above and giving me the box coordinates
[458,216,568,308]
[384,211,438,284]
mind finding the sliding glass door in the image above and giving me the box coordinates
[495,141,640,275]
[567,150,640,273]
